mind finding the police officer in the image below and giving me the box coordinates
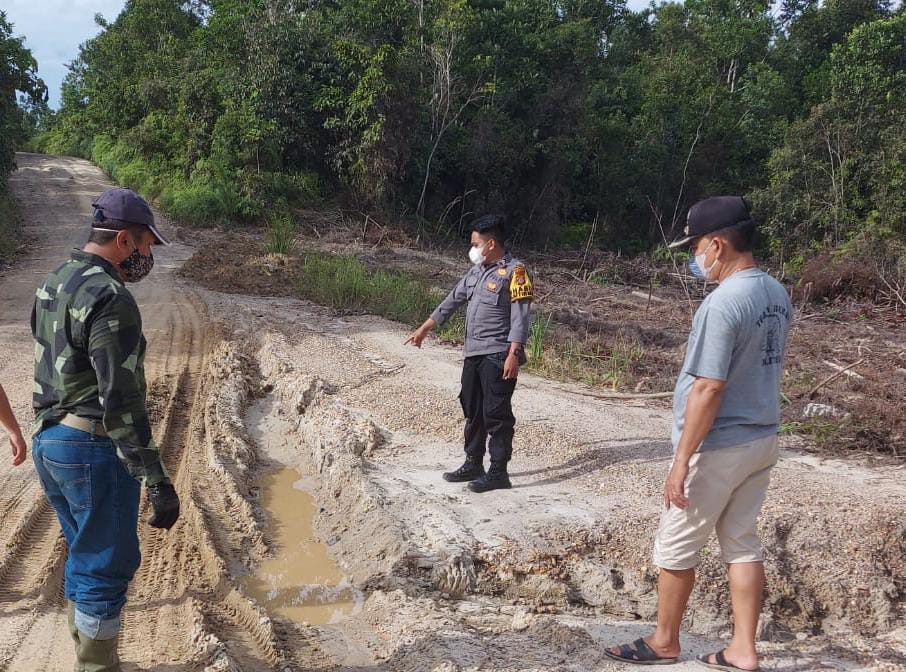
[31,188,180,672]
[406,215,533,492]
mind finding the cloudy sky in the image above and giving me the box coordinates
[4,1,126,108]
[5,0,653,109]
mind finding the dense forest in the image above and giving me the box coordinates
[0,13,45,180]
[0,11,46,254]
[11,0,906,272]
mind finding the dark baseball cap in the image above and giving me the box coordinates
[668,196,753,249]
[91,188,170,245]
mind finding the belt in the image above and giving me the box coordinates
[60,414,108,438]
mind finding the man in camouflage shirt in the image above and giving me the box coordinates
[32,188,179,672]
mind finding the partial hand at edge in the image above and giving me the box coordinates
[9,432,26,467]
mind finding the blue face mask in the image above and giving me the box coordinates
[688,256,706,279]
[688,240,716,280]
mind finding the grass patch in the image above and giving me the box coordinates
[527,312,552,364]
[780,417,847,446]
[297,254,649,388]
[0,189,21,262]
[37,132,306,227]
[526,326,647,389]
[297,253,464,339]
[265,213,297,254]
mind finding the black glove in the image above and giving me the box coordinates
[147,482,180,530]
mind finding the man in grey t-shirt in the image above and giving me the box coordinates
[607,197,792,671]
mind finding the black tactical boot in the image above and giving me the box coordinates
[467,463,511,493]
[443,456,485,482]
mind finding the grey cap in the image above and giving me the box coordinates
[91,188,170,245]
[668,196,753,249]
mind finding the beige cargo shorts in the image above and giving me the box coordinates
[653,433,779,570]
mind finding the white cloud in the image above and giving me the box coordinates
[4,0,126,108]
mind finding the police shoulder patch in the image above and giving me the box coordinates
[509,264,533,302]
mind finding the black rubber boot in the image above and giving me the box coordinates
[443,456,485,482]
[467,463,511,492]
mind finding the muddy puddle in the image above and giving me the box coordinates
[242,398,363,625]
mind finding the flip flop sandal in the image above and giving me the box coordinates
[603,638,679,665]
[696,649,760,672]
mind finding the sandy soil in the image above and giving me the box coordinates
[0,154,328,671]
[0,153,902,671]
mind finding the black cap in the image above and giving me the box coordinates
[668,196,752,249]
[91,188,170,245]
[471,214,506,235]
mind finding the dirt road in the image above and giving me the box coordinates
[0,154,310,671]
[0,153,903,671]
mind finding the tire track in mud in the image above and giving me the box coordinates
[0,609,73,672]
[0,512,68,672]
[0,479,38,545]
[119,291,208,666]
[0,153,271,671]
[0,154,335,670]
[178,337,291,670]
[118,291,292,670]
[0,498,64,604]
[0,611,42,672]
[197,594,286,671]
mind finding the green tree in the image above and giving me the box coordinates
[771,0,891,114]
[27,0,906,259]
[0,11,47,184]
[756,13,906,256]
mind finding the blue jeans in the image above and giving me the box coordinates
[32,423,141,640]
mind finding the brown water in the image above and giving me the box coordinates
[242,401,362,625]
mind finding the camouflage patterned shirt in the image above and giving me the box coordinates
[32,250,169,486]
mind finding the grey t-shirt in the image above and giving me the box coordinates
[672,268,793,451]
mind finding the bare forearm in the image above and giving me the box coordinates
[675,383,724,464]
[0,385,22,437]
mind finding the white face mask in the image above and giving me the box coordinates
[469,242,489,266]
[692,240,719,281]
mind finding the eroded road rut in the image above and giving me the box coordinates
[0,155,303,671]
[0,154,903,672]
